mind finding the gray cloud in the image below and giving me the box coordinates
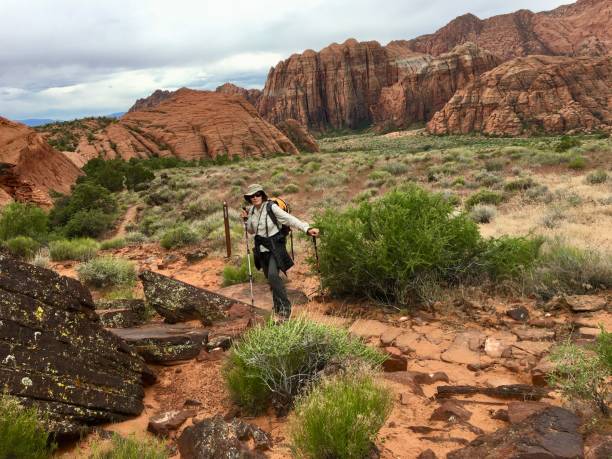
[0,0,567,119]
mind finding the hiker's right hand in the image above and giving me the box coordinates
[240,208,248,220]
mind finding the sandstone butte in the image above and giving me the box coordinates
[75,88,299,163]
[215,83,262,107]
[372,43,502,131]
[0,117,81,207]
[427,55,612,136]
[256,0,610,132]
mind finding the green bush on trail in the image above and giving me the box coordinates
[49,238,99,261]
[89,432,168,459]
[222,255,264,286]
[313,185,481,305]
[479,236,543,282]
[4,236,40,260]
[76,256,137,288]
[290,371,393,459]
[223,316,385,415]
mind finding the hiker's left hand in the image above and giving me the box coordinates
[307,228,320,237]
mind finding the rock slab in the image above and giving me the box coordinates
[0,253,147,437]
[447,407,583,459]
[178,416,271,458]
[110,323,209,364]
[140,270,238,324]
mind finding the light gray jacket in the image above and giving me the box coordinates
[246,203,310,252]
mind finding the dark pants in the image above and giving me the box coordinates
[260,252,291,318]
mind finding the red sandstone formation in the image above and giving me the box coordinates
[128,89,175,113]
[372,43,501,131]
[77,89,298,161]
[275,119,320,152]
[0,117,81,206]
[257,39,414,131]
[397,0,611,60]
[427,55,611,136]
[215,83,262,107]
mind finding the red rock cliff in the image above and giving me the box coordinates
[0,117,81,206]
[372,43,501,131]
[427,55,611,136]
[128,89,175,113]
[215,83,262,107]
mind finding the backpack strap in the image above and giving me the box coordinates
[266,201,282,231]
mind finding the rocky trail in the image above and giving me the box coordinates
[37,244,611,458]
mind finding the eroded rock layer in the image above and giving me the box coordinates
[73,89,299,161]
[0,117,81,206]
[397,0,611,60]
[0,253,147,437]
[427,55,612,136]
[275,119,320,152]
[128,89,175,113]
[372,43,501,131]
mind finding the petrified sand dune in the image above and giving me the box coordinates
[215,82,262,107]
[0,117,81,206]
[78,89,299,161]
[427,55,612,136]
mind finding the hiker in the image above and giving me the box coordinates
[241,184,319,319]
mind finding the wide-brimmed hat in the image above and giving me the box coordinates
[243,183,266,202]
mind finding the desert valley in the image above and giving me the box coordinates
[0,0,611,458]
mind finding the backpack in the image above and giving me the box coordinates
[266,197,291,236]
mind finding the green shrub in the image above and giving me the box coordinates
[555,136,581,152]
[548,332,610,416]
[531,240,612,296]
[313,186,481,305]
[503,177,535,192]
[283,183,300,194]
[100,237,126,250]
[381,161,408,175]
[475,171,501,187]
[160,224,200,249]
[586,169,608,184]
[0,393,56,459]
[76,256,136,288]
[223,316,385,414]
[290,371,393,459]
[32,249,50,268]
[469,205,497,224]
[4,236,40,260]
[567,155,587,170]
[222,255,264,286]
[89,433,168,459]
[62,209,116,238]
[480,236,543,281]
[484,158,505,171]
[465,190,503,210]
[182,197,218,220]
[49,238,99,261]
[124,231,147,245]
[0,202,48,241]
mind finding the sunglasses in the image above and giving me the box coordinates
[249,191,264,199]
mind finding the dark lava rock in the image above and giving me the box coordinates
[96,299,147,328]
[185,249,209,263]
[110,323,208,364]
[417,449,437,459]
[0,253,147,437]
[447,406,583,459]
[207,335,232,351]
[507,306,529,322]
[140,270,239,324]
[177,415,271,458]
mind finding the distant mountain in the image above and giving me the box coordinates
[106,112,126,119]
[16,118,57,127]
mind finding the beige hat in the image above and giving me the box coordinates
[243,183,266,202]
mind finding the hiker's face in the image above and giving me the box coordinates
[249,192,264,207]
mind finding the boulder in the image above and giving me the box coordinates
[507,401,552,424]
[0,253,147,437]
[177,416,271,458]
[148,409,197,437]
[140,270,239,324]
[441,330,488,366]
[507,306,530,322]
[110,323,209,364]
[447,407,583,459]
[96,299,147,328]
[382,347,408,372]
[563,295,609,313]
[430,401,472,422]
[513,327,555,341]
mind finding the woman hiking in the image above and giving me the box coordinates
[241,184,319,320]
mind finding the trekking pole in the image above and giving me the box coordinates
[312,236,324,299]
[223,201,231,258]
[290,230,295,261]
[242,209,255,310]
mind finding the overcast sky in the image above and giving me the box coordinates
[1,0,568,120]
